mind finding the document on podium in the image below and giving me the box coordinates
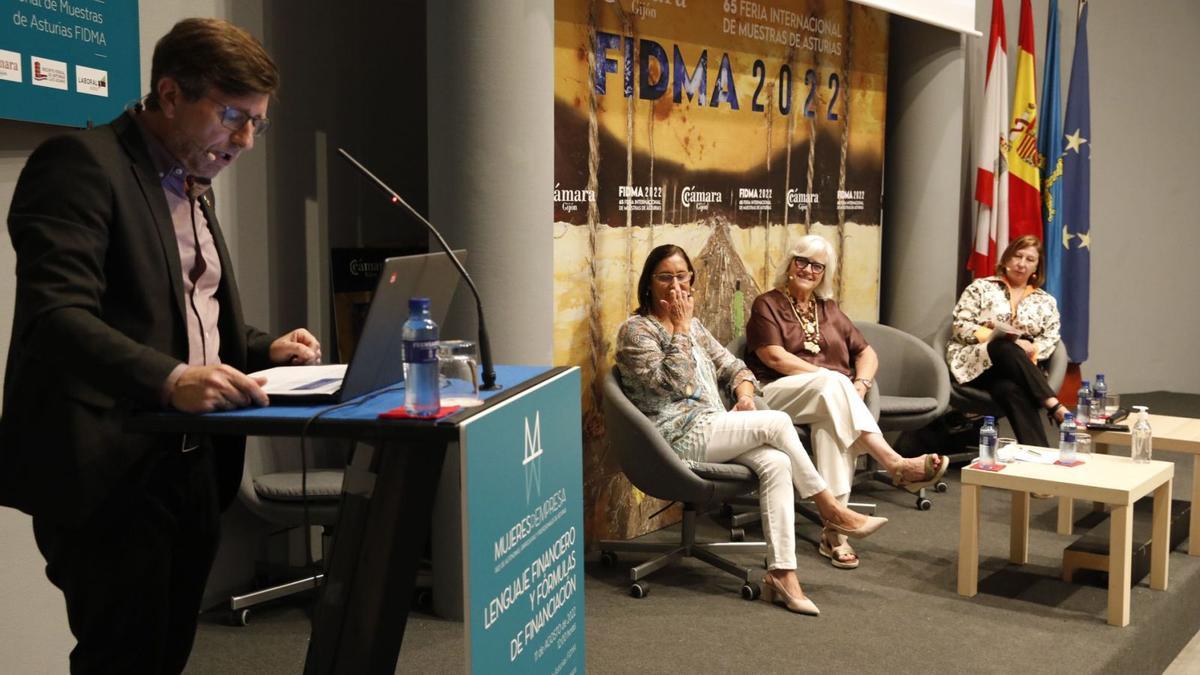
[252,364,348,399]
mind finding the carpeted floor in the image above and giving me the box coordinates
[184,392,1200,674]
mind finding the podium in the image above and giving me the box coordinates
[131,365,586,674]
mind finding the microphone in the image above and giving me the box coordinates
[336,148,500,391]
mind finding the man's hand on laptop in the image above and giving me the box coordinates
[270,328,322,366]
[170,364,270,413]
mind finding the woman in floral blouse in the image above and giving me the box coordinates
[947,235,1067,446]
[616,244,887,616]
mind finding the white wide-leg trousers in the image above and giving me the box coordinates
[762,369,881,500]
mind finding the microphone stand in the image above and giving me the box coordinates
[337,148,500,391]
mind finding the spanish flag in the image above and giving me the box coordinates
[1007,0,1042,243]
[968,0,1008,279]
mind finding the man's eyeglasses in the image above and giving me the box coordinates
[652,272,693,284]
[209,97,271,136]
[793,256,826,274]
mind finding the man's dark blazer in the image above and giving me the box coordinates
[0,112,273,526]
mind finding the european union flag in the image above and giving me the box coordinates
[1060,1,1090,362]
[1039,0,1064,302]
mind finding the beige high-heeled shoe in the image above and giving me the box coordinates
[761,574,820,616]
[825,513,889,539]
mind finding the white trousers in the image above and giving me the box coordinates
[762,370,881,500]
[702,410,828,571]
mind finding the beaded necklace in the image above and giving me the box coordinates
[784,287,821,354]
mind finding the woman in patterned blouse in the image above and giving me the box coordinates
[616,244,887,616]
[946,234,1067,447]
[744,234,948,570]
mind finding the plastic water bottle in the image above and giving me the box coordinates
[1059,412,1078,464]
[402,297,441,417]
[1090,374,1108,421]
[978,416,998,467]
[1075,380,1092,425]
[1131,406,1153,464]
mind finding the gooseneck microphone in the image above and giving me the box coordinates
[337,148,500,391]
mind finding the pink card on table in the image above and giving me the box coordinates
[1054,458,1086,467]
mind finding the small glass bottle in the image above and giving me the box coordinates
[978,416,998,468]
[1090,374,1108,421]
[1131,406,1153,464]
[1075,380,1092,425]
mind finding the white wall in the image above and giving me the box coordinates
[884,0,1200,394]
[0,3,267,670]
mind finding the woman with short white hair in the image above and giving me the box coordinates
[744,234,947,570]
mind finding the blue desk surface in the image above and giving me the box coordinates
[129,365,560,442]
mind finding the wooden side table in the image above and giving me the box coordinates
[958,453,1173,626]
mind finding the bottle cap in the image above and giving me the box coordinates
[1080,380,1089,387]
[409,297,431,312]
[983,416,994,425]
[1132,405,1148,412]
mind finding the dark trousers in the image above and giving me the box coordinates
[966,340,1057,447]
[32,445,221,675]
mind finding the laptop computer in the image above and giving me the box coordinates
[251,250,466,404]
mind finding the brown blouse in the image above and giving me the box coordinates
[744,288,868,383]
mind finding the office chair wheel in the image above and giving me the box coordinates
[230,608,250,627]
[730,527,746,542]
[935,481,949,493]
[741,583,761,601]
[916,496,932,511]
[629,582,649,599]
[600,551,618,568]
[413,587,433,609]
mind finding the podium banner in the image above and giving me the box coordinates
[462,369,585,674]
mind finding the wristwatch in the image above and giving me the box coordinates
[853,377,873,390]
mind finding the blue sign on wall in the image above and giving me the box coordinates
[463,369,585,674]
[0,0,140,127]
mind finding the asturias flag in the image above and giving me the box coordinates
[1039,0,1064,301]
[969,0,1009,279]
[1007,0,1042,244]
[1060,1,1091,361]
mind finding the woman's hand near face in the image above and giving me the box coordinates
[658,287,694,334]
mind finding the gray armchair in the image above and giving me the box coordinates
[933,314,1069,417]
[853,322,952,510]
[598,366,767,600]
[227,440,347,625]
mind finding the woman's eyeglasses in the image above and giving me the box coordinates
[652,272,693,284]
[793,257,826,274]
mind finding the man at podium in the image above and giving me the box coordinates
[0,18,319,673]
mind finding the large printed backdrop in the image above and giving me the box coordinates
[554,0,889,541]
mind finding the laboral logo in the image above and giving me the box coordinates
[523,412,545,504]
[0,49,21,83]
[30,56,67,90]
[75,65,108,97]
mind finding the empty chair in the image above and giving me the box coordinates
[853,322,951,509]
[227,440,347,625]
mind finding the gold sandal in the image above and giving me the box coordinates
[892,454,949,494]
[819,529,860,570]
